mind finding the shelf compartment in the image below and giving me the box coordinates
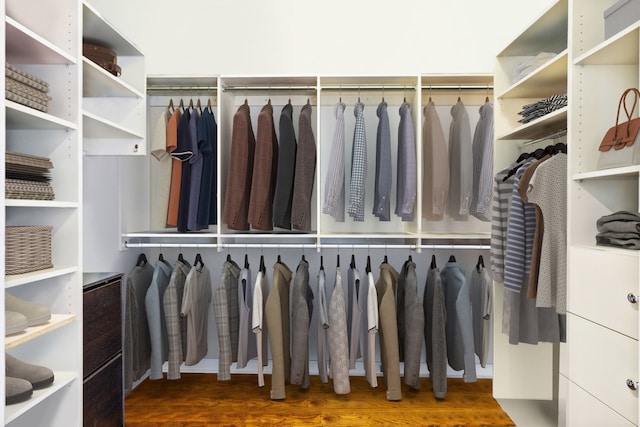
[498,50,568,99]
[82,2,142,56]
[83,57,143,98]
[573,165,640,181]
[497,106,567,140]
[82,110,144,139]
[4,370,78,424]
[5,100,77,131]
[5,17,76,65]
[5,266,78,289]
[5,314,77,350]
[574,23,640,66]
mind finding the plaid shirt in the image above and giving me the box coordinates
[348,101,367,221]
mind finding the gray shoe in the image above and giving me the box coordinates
[6,353,54,389]
[5,376,32,405]
[5,293,51,326]
[5,311,28,336]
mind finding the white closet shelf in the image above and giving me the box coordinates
[496,107,567,141]
[5,200,79,208]
[497,0,567,57]
[5,314,77,350]
[83,57,144,98]
[5,16,77,65]
[82,1,142,56]
[570,244,640,258]
[4,371,78,424]
[574,23,640,66]
[498,50,568,99]
[5,266,78,288]
[6,100,77,131]
[573,165,640,181]
[82,111,144,139]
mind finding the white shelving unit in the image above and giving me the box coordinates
[81,1,145,156]
[3,0,82,425]
[566,1,640,425]
[492,0,567,422]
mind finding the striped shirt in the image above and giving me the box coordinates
[503,160,536,293]
[490,161,519,282]
[470,102,494,221]
[322,103,346,221]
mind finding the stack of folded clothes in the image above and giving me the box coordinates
[518,93,568,124]
[596,211,640,249]
[511,52,558,84]
[5,151,54,200]
[5,62,52,113]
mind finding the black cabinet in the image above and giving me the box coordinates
[83,273,123,427]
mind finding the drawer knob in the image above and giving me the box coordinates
[627,293,638,304]
[626,379,638,390]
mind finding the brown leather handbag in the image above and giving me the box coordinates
[598,87,640,169]
[82,42,121,77]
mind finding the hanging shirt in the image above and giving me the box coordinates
[396,101,416,221]
[373,101,391,221]
[166,108,183,227]
[447,100,472,220]
[145,258,173,380]
[470,263,492,368]
[150,110,171,230]
[347,265,363,369]
[316,267,329,383]
[348,101,367,222]
[470,101,494,221]
[196,106,217,229]
[291,102,316,231]
[376,262,401,400]
[273,103,297,230]
[290,259,314,389]
[251,269,268,387]
[327,267,350,394]
[223,102,255,231]
[181,263,212,366]
[322,102,346,222]
[174,109,194,232]
[422,101,449,221]
[187,108,204,231]
[490,161,519,283]
[248,101,279,231]
[397,259,423,390]
[213,259,240,381]
[163,259,191,380]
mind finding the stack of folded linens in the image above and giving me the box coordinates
[5,62,51,113]
[5,151,54,201]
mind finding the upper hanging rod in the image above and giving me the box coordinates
[321,85,416,91]
[124,241,490,250]
[222,85,317,92]
[521,129,567,147]
[421,85,493,91]
[147,85,217,93]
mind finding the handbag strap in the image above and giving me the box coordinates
[615,88,640,140]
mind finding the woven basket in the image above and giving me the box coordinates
[5,226,53,275]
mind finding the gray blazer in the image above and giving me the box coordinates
[290,259,313,388]
[291,103,316,231]
[397,259,423,390]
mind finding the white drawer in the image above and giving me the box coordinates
[566,378,636,427]
[568,314,638,423]
[569,247,638,339]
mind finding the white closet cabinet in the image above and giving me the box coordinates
[493,0,567,403]
[566,0,640,425]
[82,1,145,156]
[3,0,82,425]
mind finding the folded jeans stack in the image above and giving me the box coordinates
[517,93,567,124]
[596,211,640,249]
[5,353,55,405]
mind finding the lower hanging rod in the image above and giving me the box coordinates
[124,241,489,250]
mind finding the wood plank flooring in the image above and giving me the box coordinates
[125,374,515,426]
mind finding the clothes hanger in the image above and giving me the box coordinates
[179,98,185,111]
[168,98,175,114]
[136,253,147,267]
[158,253,164,262]
[207,97,213,113]
[196,98,203,114]
[383,254,388,263]
[365,255,371,274]
[337,254,340,268]
[476,255,485,272]
[301,253,306,262]
[277,254,282,264]
[194,253,204,268]
[350,254,356,269]
[227,253,232,262]
[430,254,437,269]
[259,255,266,274]
[244,253,249,269]
[320,255,324,271]
[448,254,457,262]
[178,252,186,264]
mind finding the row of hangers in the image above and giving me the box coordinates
[136,252,204,270]
[503,140,567,182]
[168,97,214,115]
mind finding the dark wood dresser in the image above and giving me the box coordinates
[83,272,124,427]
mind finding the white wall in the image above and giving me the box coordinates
[88,0,554,77]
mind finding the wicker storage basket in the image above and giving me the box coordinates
[5,226,53,275]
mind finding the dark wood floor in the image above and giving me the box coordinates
[125,374,515,426]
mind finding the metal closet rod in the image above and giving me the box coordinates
[124,242,489,250]
[320,86,416,91]
[222,86,317,92]
[147,86,218,92]
[421,85,493,91]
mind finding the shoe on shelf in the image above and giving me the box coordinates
[6,353,54,390]
[5,376,33,405]
[5,311,28,336]
[5,292,51,327]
